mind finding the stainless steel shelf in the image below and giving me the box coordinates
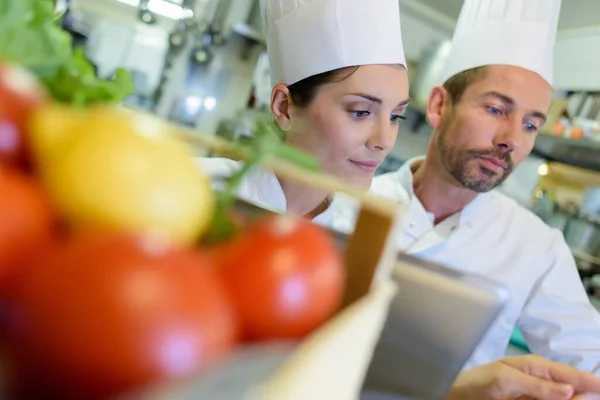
[532,135,600,172]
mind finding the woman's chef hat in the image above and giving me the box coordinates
[441,0,562,86]
[260,0,407,86]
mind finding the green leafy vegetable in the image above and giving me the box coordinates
[253,115,321,171]
[204,115,322,243]
[0,0,71,72]
[0,0,133,105]
[41,48,134,107]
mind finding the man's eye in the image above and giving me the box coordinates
[487,106,503,116]
[524,122,539,133]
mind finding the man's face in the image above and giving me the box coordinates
[433,65,553,193]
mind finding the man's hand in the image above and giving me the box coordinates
[444,355,600,400]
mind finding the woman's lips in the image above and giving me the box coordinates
[349,160,381,173]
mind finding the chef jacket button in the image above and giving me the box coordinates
[409,222,416,228]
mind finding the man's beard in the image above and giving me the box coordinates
[436,127,514,193]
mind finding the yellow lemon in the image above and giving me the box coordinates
[28,103,86,167]
[34,106,214,245]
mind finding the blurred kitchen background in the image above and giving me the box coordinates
[63,0,600,293]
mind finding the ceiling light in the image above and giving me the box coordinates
[115,0,139,6]
[114,0,185,19]
[148,0,184,19]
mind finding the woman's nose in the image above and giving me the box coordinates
[366,119,397,151]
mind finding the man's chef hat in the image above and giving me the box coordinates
[441,0,562,86]
[260,0,407,86]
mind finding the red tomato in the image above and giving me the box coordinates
[0,166,55,285]
[2,232,239,400]
[218,215,345,341]
[0,64,46,168]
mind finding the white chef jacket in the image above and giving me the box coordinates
[197,157,352,234]
[366,156,600,374]
[197,155,600,374]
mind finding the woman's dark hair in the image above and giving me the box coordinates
[287,66,360,108]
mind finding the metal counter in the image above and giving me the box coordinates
[532,135,600,172]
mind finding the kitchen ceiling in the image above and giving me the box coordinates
[414,0,600,30]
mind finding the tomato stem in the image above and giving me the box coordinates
[202,119,321,244]
[203,153,265,244]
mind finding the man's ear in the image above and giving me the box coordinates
[426,86,451,129]
[271,83,293,131]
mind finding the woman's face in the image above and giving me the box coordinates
[274,65,410,189]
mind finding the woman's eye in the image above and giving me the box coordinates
[391,114,407,123]
[350,110,370,119]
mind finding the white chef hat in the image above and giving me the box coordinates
[260,0,407,86]
[441,0,562,86]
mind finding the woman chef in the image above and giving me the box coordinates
[200,0,409,233]
[199,0,600,398]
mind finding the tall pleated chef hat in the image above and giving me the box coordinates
[260,0,407,86]
[441,0,562,86]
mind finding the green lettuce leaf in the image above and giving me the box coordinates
[0,0,133,105]
[0,0,71,73]
[41,48,134,106]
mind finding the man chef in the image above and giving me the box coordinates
[361,0,600,374]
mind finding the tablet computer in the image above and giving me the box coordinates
[361,252,510,400]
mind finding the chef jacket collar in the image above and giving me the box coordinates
[250,166,288,213]
[242,166,340,228]
[396,156,494,229]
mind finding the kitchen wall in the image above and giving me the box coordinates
[86,20,169,95]
[398,0,454,62]
[554,26,600,91]
[78,0,600,93]
[397,0,600,93]
[73,0,178,31]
